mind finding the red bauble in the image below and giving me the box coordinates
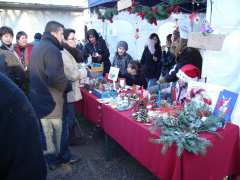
[127,7,132,14]
[137,12,145,20]
[189,12,197,22]
[109,18,113,23]
[150,18,157,26]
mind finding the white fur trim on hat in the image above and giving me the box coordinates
[176,70,198,82]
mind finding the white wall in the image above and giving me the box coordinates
[0,9,87,42]
[202,0,240,125]
[202,0,240,92]
[0,0,88,7]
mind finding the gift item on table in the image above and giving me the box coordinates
[92,89,118,99]
[90,63,104,72]
[108,67,120,82]
[213,89,238,122]
[119,78,126,88]
[132,99,150,123]
[116,97,133,111]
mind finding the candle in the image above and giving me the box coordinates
[141,86,144,99]
[113,81,116,90]
[148,93,151,103]
[157,86,161,108]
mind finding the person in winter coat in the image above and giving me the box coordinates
[123,60,147,89]
[14,31,33,71]
[161,34,176,77]
[0,26,25,89]
[60,28,87,164]
[83,29,111,75]
[29,21,71,168]
[0,72,47,180]
[140,33,162,89]
[159,39,202,84]
[112,41,133,77]
[0,54,7,74]
[32,32,42,46]
[158,20,202,84]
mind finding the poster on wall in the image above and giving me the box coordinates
[188,32,226,51]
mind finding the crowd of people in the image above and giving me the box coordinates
[0,19,203,179]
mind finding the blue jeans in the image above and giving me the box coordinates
[59,102,76,163]
[146,78,158,89]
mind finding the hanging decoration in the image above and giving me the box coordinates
[93,1,184,25]
[94,8,118,23]
[92,0,206,25]
[134,28,140,39]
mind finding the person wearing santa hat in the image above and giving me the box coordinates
[158,18,202,84]
[174,64,200,103]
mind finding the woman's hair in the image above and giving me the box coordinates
[0,26,14,38]
[166,34,172,44]
[174,38,188,57]
[149,33,161,49]
[129,60,141,75]
[16,31,27,41]
[86,29,99,40]
[63,28,75,40]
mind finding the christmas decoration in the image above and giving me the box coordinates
[132,99,149,123]
[151,102,224,157]
[134,28,140,39]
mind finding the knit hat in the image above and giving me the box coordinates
[117,41,128,51]
[177,64,200,82]
[178,18,191,39]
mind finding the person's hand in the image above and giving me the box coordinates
[153,56,158,62]
[158,76,166,83]
[97,54,102,61]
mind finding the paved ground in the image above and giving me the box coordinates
[47,116,158,180]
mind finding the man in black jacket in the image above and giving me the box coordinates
[29,21,71,167]
[0,72,46,180]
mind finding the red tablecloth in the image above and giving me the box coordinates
[75,89,240,180]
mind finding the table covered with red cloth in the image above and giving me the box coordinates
[75,89,240,180]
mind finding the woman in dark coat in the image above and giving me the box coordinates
[159,38,202,83]
[83,29,111,75]
[140,33,162,89]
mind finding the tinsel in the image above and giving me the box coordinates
[151,102,224,157]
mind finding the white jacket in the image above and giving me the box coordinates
[62,49,87,103]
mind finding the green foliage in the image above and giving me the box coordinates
[93,2,174,24]
[169,0,185,5]
[152,102,224,156]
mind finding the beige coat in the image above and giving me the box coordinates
[62,49,87,103]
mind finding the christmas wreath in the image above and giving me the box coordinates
[151,102,224,156]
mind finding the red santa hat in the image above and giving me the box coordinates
[176,64,200,82]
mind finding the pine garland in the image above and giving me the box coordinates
[152,102,224,157]
[92,1,181,24]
